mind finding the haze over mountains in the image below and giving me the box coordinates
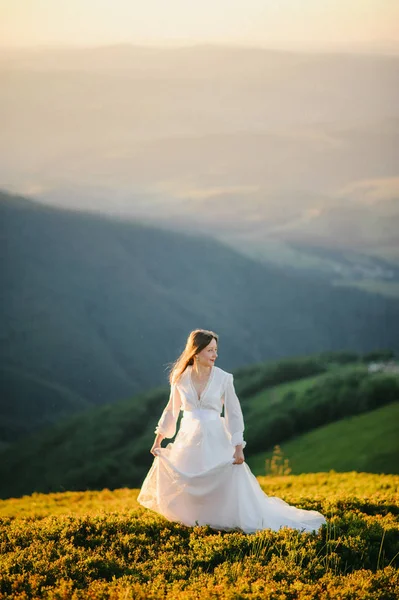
[1,45,398,287]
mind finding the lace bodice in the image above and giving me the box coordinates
[154,365,246,447]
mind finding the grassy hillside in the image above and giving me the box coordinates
[0,473,398,599]
[2,189,399,442]
[247,402,399,476]
[241,361,399,455]
[0,352,398,499]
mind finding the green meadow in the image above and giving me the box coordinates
[247,402,399,476]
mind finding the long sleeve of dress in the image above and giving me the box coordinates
[154,383,182,438]
[223,373,247,448]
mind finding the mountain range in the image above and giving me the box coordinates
[1,189,399,443]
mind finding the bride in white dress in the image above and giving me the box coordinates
[137,329,327,534]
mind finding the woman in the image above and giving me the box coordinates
[137,329,326,534]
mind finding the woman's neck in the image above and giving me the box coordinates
[192,363,212,378]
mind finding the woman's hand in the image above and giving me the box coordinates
[233,445,245,464]
[150,442,161,457]
[150,433,164,457]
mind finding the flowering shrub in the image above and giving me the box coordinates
[265,445,292,476]
[0,472,398,599]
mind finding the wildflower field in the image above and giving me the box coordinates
[1,472,398,599]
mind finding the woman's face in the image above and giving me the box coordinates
[196,339,218,367]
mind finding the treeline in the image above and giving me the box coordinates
[245,368,399,454]
[234,348,396,401]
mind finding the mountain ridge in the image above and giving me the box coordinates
[1,189,399,442]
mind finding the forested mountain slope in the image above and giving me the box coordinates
[1,190,399,443]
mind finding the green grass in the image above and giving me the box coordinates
[247,402,399,476]
[1,473,398,599]
[246,372,324,412]
[245,363,367,415]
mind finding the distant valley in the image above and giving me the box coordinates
[1,45,398,294]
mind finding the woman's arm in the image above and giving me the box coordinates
[150,432,165,456]
[151,383,181,455]
[154,382,182,438]
[223,373,246,463]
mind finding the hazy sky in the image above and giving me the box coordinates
[1,0,398,50]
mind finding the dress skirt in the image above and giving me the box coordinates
[137,409,326,534]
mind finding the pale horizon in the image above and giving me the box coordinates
[1,0,399,53]
[2,39,399,55]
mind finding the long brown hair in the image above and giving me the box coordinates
[167,329,219,385]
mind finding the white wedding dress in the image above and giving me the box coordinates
[137,365,326,534]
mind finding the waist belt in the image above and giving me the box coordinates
[183,409,220,422]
